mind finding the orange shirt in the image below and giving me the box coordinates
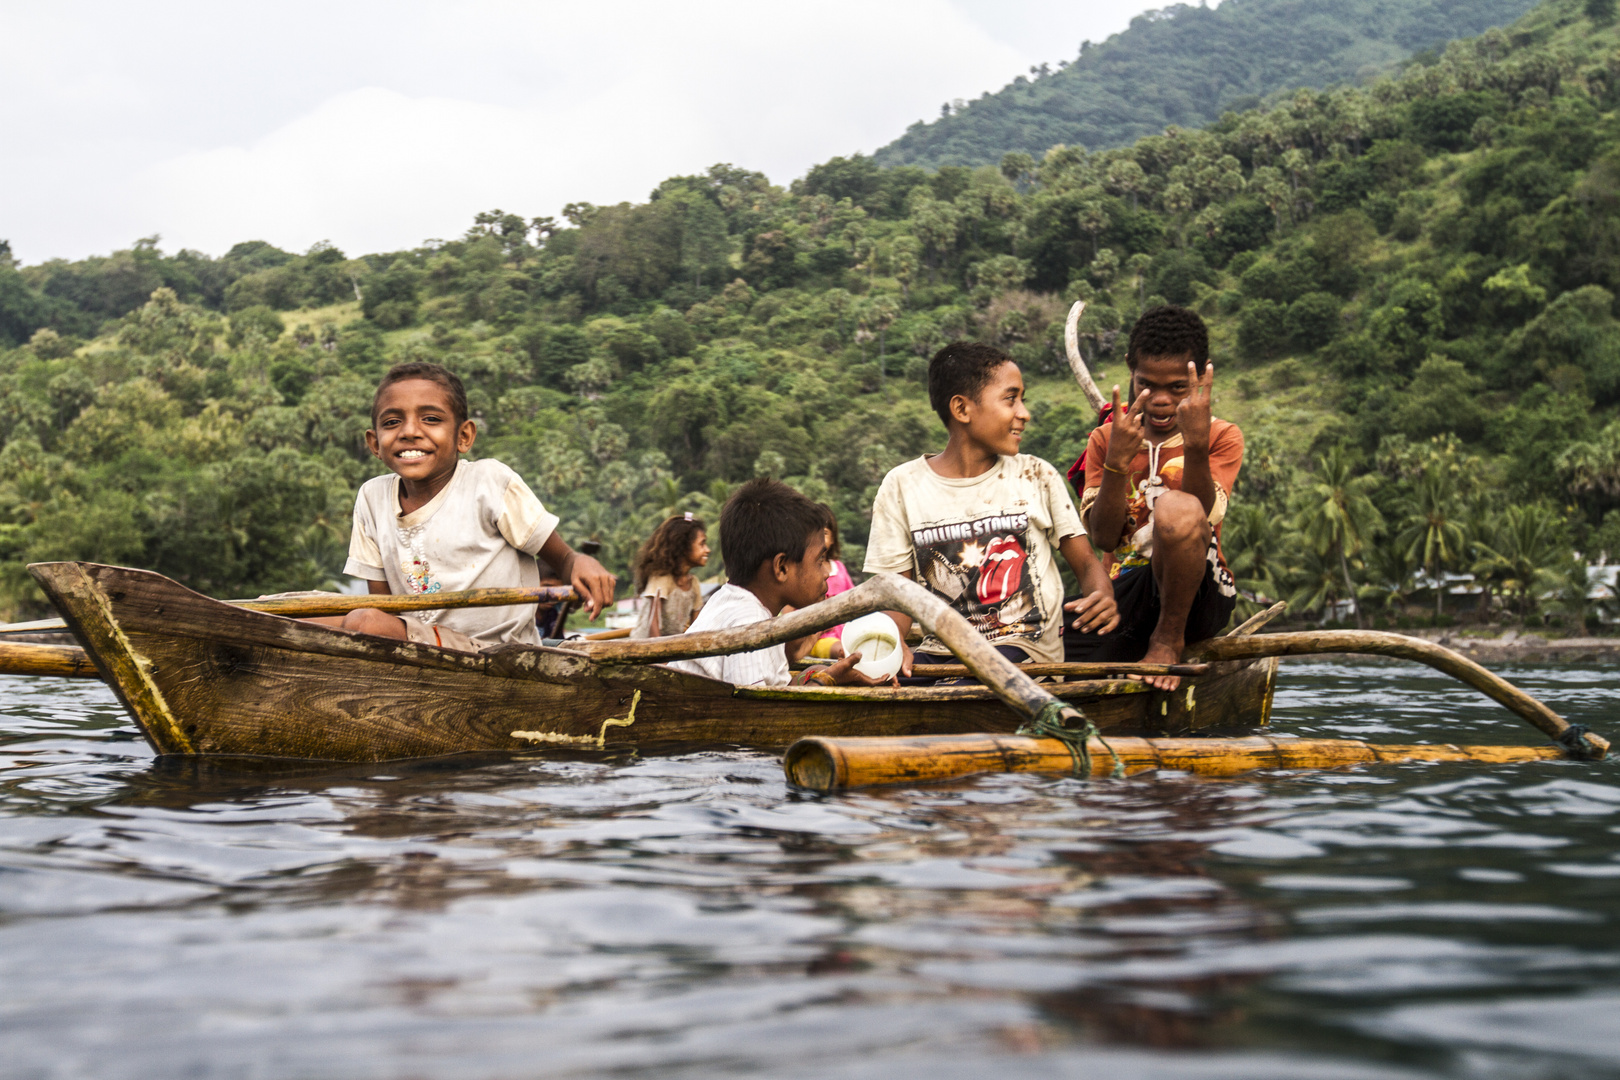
[1078,419,1244,578]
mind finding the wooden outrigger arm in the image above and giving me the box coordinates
[1184,631,1608,758]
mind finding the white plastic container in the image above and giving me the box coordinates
[839,612,904,681]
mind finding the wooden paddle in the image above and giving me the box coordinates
[0,613,630,682]
[785,732,1572,792]
[0,585,583,634]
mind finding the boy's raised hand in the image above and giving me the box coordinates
[1177,360,1214,453]
[1106,384,1150,470]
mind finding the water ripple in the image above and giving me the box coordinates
[2,663,1619,1077]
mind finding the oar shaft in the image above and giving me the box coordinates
[906,661,1209,678]
[1063,300,1108,413]
[579,574,1080,728]
[242,586,579,618]
[0,586,583,632]
[0,641,100,679]
[784,733,1570,792]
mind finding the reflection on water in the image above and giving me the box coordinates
[3,662,1619,1078]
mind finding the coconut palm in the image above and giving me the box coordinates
[1293,447,1384,628]
[1284,544,1353,622]
[1365,533,1418,615]
[1396,465,1467,618]
[1221,503,1286,618]
[1471,504,1567,619]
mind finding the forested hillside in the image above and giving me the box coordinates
[3,0,1620,631]
[874,0,1539,170]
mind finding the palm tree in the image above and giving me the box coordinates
[1396,466,1467,618]
[1285,544,1352,622]
[1471,504,1566,619]
[1293,447,1384,628]
[1365,533,1418,616]
[1222,503,1286,618]
[645,475,686,521]
[1458,491,1500,622]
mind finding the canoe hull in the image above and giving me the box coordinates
[32,562,1277,763]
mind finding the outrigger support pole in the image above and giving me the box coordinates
[1185,630,1609,760]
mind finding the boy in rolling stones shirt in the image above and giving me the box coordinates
[865,342,1119,674]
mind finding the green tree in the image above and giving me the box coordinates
[1293,447,1384,627]
[1396,466,1468,617]
[1471,504,1568,618]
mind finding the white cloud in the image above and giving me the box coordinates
[1,0,1160,262]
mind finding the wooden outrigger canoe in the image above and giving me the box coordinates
[26,561,1278,763]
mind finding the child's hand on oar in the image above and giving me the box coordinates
[567,553,617,619]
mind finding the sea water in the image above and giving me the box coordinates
[3,664,1619,1079]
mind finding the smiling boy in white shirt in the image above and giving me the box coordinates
[319,362,616,651]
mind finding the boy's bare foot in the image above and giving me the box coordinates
[1134,638,1185,691]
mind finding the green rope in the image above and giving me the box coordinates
[1016,700,1125,780]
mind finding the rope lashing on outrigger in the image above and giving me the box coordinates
[1558,723,1604,761]
[1016,700,1125,780]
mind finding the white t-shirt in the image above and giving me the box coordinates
[667,584,790,687]
[343,458,560,647]
[864,454,1085,663]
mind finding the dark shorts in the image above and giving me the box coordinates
[1064,554,1236,664]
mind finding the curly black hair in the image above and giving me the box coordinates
[1126,305,1209,373]
[633,515,707,591]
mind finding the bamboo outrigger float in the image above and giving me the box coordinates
[23,562,1277,762]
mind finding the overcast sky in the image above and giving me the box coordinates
[2,1,1173,263]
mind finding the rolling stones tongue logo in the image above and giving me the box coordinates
[977,535,1027,606]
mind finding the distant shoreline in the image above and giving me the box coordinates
[1273,627,1620,666]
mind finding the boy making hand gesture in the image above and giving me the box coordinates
[1069,306,1244,691]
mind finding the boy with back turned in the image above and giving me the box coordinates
[1067,305,1244,690]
